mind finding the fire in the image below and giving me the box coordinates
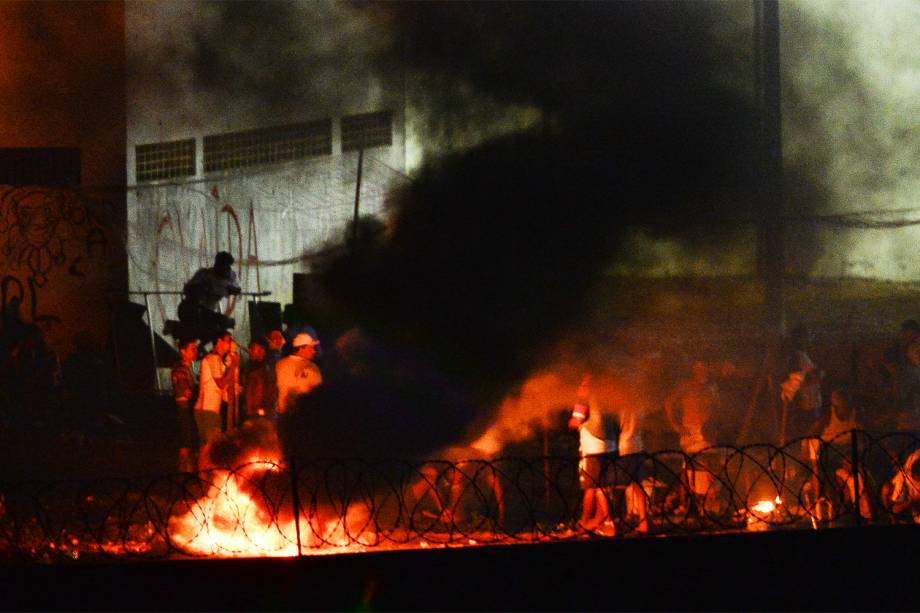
[166,429,378,557]
[168,460,300,557]
[747,496,783,531]
[166,423,303,557]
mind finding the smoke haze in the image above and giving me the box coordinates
[7,0,908,458]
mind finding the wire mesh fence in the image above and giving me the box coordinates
[3,429,920,563]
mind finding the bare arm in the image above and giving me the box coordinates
[664,385,682,433]
[201,353,238,391]
[215,352,239,390]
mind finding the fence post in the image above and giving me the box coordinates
[289,457,303,557]
[543,427,551,515]
[850,430,862,528]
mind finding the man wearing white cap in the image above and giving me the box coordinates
[275,331,323,414]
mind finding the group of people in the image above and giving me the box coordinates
[170,327,323,471]
[565,321,920,533]
[170,253,920,527]
[169,251,327,470]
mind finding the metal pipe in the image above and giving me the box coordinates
[144,293,161,393]
[851,429,862,527]
[289,457,304,557]
[352,148,364,251]
[124,290,271,297]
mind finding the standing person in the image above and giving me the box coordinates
[568,374,618,535]
[195,331,239,445]
[665,361,719,454]
[886,320,920,370]
[577,368,653,535]
[665,360,720,513]
[171,338,200,472]
[265,328,285,369]
[178,251,241,338]
[225,338,243,430]
[894,338,920,431]
[805,388,863,504]
[780,325,823,442]
[243,338,274,421]
[275,331,323,415]
[615,396,650,533]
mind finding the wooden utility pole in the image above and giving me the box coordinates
[755,0,785,341]
[740,0,785,445]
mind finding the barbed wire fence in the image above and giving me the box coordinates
[2,429,920,564]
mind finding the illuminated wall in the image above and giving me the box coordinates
[124,1,408,351]
[0,1,127,357]
[0,186,122,355]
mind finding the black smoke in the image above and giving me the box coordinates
[282,2,771,459]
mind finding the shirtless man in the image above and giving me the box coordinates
[665,361,719,454]
[665,361,720,514]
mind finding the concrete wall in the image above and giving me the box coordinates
[127,154,408,349]
[125,1,408,350]
[0,186,124,357]
[0,2,127,359]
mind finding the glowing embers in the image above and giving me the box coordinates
[746,496,783,532]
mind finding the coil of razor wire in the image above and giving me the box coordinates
[2,430,920,563]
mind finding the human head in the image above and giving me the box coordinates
[212,331,233,355]
[292,331,320,359]
[213,251,234,278]
[267,329,285,351]
[178,338,198,364]
[248,338,267,362]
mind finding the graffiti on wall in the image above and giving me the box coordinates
[132,154,411,347]
[150,191,251,325]
[0,186,117,351]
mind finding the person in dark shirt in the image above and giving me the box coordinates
[243,338,275,422]
[265,328,285,369]
[177,251,241,339]
[171,337,200,472]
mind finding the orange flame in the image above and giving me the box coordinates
[167,432,378,557]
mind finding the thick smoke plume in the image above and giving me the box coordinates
[128,1,397,132]
[289,2,767,459]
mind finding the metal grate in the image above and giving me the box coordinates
[341,110,392,152]
[136,139,196,182]
[203,120,332,173]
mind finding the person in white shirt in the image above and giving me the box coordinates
[569,374,617,535]
[195,331,239,445]
[275,331,323,414]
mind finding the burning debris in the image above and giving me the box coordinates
[1,428,920,563]
[166,420,380,557]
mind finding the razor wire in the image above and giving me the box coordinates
[3,429,920,563]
